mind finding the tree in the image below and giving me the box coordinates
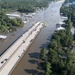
[45,62,52,75]
[11,18,24,27]
[48,48,59,64]
[49,40,58,50]
[0,12,24,32]
[40,48,46,60]
[66,18,73,31]
[0,0,51,13]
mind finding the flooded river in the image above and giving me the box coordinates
[0,0,64,75]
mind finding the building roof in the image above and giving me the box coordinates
[0,35,7,39]
[23,21,27,24]
[71,27,75,35]
[61,16,68,20]
[56,27,65,31]
[6,14,20,18]
[58,22,65,25]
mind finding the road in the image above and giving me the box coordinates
[0,22,44,75]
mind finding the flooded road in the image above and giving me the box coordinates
[10,1,64,75]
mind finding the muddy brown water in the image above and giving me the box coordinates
[0,1,64,75]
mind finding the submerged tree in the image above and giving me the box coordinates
[40,48,46,60]
[45,62,52,75]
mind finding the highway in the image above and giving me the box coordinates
[0,22,44,75]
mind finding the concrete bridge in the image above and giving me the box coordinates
[0,22,44,75]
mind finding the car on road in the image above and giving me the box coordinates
[30,39,33,42]
[1,61,4,64]
[23,40,25,43]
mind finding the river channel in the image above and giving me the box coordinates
[0,0,64,75]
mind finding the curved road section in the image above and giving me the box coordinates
[0,22,44,75]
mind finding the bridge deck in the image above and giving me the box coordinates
[0,22,44,75]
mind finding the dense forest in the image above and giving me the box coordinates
[40,17,75,75]
[40,0,75,75]
[0,0,52,13]
[60,0,75,27]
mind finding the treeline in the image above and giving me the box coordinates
[60,0,75,27]
[0,0,52,33]
[64,0,75,3]
[40,18,75,75]
[0,13,24,32]
[0,0,52,13]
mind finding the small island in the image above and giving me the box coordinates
[0,13,24,33]
[0,0,53,33]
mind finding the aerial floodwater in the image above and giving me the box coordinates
[10,1,64,75]
[0,0,64,75]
